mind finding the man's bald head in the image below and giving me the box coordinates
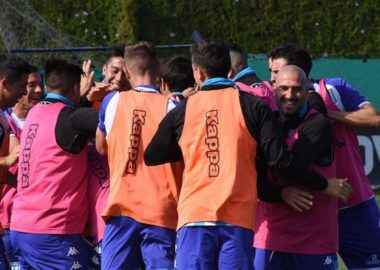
[275,65,307,89]
[274,65,308,118]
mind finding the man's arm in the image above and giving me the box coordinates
[96,127,107,156]
[94,91,119,156]
[240,92,351,201]
[240,93,327,190]
[328,103,380,129]
[0,135,19,168]
[291,112,332,167]
[70,107,99,136]
[0,135,19,185]
[323,78,380,129]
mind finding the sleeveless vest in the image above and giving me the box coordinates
[11,102,89,234]
[104,90,182,229]
[318,79,373,207]
[254,109,338,254]
[87,145,109,244]
[178,88,257,230]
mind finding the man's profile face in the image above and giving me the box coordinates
[4,74,28,108]
[274,69,307,117]
[15,72,43,111]
[26,72,43,106]
[269,57,288,85]
[102,56,129,91]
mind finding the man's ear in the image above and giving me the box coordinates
[160,79,171,95]
[228,68,236,80]
[198,67,206,82]
[0,78,7,90]
[124,66,131,80]
[102,64,107,76]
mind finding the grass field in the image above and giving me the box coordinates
[337,189,380,270]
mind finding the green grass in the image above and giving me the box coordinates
[337,189,380,270]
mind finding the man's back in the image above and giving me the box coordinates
[12,102,89,234]
[178,87,257,230]
[104,90,181,229]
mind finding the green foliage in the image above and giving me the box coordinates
[4,0,379,57]
[130,0,380,57]
[27,0,136,45]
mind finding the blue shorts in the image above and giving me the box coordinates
[254,248,338,270]
[338,197,380,269]
[101,216,176,270]
[87,240,102,270]
[10,231,89,270]
[175,225,254,270]
[2,229,18,269]
[0,237,10,270]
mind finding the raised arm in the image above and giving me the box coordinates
[328,103,380,129]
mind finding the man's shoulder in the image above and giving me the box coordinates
[303,109,331,131]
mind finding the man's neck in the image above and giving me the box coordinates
[12,103,28,119]
[130,75,157,89]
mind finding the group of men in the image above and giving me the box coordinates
[0,40,378,270]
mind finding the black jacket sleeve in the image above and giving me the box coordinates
[56,106,98,154]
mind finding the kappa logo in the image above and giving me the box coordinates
[94,244,102,254]
[21,124,39,188]
[324,256,333,265]
[67,246,80,256]
[125,109,146,174]
[366,254,380,265]
[205,110,220,177]
[70,261,83,270]
[91,255,100,265]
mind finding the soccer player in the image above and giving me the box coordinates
[144,40,350,269]
[254,65,340,270]
[229,43,261,85]
[81,44,130,108]
[229,43,276,110]
[0,53,31,270]
[86,143,109,270]
[96,41,182,269]
[159,55,195,100]
[10,59,98,269]
[0,65,43,268]
[268,43,380,269]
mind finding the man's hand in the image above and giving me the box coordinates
[324,178,352,202]
[87,82,111,102]
[0,150,19,168]
[80,59,95,97]
[281,186,313,212]
[182,86,198,98]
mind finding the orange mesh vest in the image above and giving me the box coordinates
[0,115,10,235]
[104,90,182,229]
[178,88,257,230]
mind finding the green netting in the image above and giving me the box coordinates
[248,54,380,110]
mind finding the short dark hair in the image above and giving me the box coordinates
[0,54,31,82]
[228,43,248,73]
[44,59,83,94]
[124,41,158,76]
[29,64,39,73]
[160,55,195,92]
[267,43,312,76]
[191,40,231,78]
[105,44,125,63]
